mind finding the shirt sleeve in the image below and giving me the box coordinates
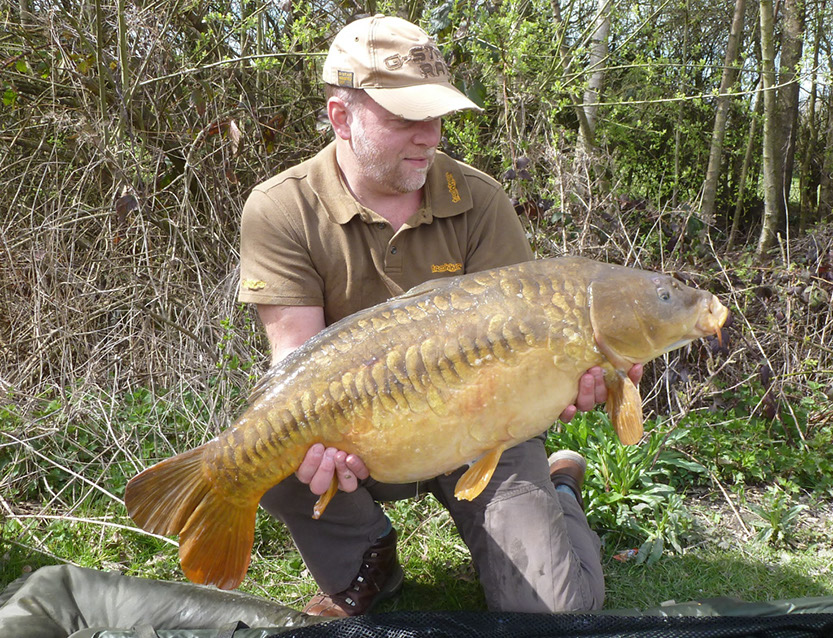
[237,188,325,306]
[463,175,534,273]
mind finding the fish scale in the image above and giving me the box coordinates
[125,256,728,590]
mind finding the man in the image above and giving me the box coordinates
[238,15,640,616]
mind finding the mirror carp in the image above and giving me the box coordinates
[125,256,729,590]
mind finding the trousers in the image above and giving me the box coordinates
[259,435,604,613]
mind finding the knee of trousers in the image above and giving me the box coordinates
[259,476,317,522]
[472,482,605,613]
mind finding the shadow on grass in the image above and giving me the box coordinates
[376,557,487,613]
[0,542,62,590]
[604,548,833,611]
[376,546,833,614]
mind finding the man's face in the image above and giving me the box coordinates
[347,95,442,195]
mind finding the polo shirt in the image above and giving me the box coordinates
[238,142,533,326]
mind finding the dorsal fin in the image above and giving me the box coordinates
[245,364,281,405]
[395,275,461,301]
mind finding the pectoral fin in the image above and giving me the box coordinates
[312,476,339,519]
[454,445,506,501]
[604,370,644,445]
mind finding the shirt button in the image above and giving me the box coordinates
[390,246,398,254]
[376,222,386,230]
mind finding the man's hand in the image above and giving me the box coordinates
[558,364,644,423]
[296,443,370,495]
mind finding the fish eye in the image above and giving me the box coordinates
[657,287,671,301]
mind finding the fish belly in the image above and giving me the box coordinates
[345,348,584,483]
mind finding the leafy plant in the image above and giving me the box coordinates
[680,380,833,495]
[748,485,807,548]
[547,412,705,555]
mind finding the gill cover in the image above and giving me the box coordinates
[588,269,707,368]
[587,266,721,446]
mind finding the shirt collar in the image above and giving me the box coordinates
[306,142,474,225]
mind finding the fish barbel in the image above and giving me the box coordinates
[125,257,728,590]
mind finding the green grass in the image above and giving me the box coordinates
[604,546,833,610]
[2,386,833,614]
[4,504,833,614]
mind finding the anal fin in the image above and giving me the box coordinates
[454,445,506,501]
[604,370,644,445]
[312,475,339,519]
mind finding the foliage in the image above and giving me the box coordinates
[680,380,833,495]
[1,0,833,615]
[547,412,705,559]
[747,485,808,548]
[0,379,250,506]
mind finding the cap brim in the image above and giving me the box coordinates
[365,83,482,121]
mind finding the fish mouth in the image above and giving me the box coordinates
[695,295,730,345]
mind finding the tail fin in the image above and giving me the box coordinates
[125,444,258,590]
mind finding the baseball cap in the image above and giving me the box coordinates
[322,15,482,121]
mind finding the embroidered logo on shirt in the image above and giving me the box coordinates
[241,279,267,290]
[432,262,463,274]
[446,172,461,203]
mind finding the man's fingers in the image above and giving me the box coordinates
[333,452,370,492]
[333,451,357,492]
[575,368,604,412]
[295,443,325,485]
[558,404,578,423]
[308,447,337,495]
[590,367,607,404]
[296,445,369,495]
[346,454,370,480]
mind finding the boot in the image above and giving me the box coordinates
[303,527,404,617]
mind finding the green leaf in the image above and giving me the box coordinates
[463,77,488,109]
[636,537,654,565]
[427,0,454,34]
[2,88,17,107]
[647,535,665,565]
[663,457,708,473]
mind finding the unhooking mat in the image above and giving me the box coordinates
[2,565,833,637]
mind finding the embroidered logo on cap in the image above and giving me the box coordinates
[337,70,355,87]
[382,45,449,79]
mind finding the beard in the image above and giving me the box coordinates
[350,117,436,194]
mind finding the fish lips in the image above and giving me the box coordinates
[696,295,730,346]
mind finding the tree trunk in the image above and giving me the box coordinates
[580,0,611,153]
[817,90,833,223]
[240,0,252,58]
[671,0,690,207]
[551,0,596,152]
[95,0,109,146]
[117,0,130,137]
[798,0,824,232]
[757,0,780,257]
[255,6,264,92]
[728,77,764,249]
[19,0,34,25]
[700,0,747,224]
[774,0,805,216]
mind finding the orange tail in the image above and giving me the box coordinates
[124,443,259,590]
